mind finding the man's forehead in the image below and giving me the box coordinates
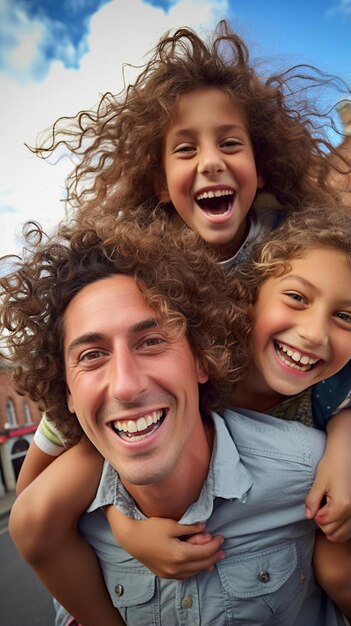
[63,273,160,344]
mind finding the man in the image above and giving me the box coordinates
[1,215,344,625]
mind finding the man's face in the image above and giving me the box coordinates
[64,274,208,487]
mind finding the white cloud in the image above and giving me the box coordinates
[325,0,351,18]
[0,0,228,257]
[0,1,47,81]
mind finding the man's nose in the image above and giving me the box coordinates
[108,349,148,402]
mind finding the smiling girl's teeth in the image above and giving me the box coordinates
[114,409,163,435]
[275,341,318,370]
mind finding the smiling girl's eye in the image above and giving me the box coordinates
[283,291,306,304]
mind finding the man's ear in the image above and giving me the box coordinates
[196,361,209,384]
[257,173,265,189]
[66,388,75,414]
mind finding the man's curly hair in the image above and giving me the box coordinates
[0,214,250,446]
[32,21,350,233]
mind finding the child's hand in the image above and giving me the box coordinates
[305,409,351,543]
[105,506,225,579]
[305,445,351,542]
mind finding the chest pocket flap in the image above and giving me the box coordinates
[217,541,297,598]
[104,563,156,608]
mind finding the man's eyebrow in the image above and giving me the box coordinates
[67,333,105,354]
[129,318,159,333]
[67,319,159,354]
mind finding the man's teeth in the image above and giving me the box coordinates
[276,341,318,371]
[196,189,233,201]
[114,409,163,435]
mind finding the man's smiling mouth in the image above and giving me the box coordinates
[274,340,320,372]
[111,409,167,442]
[195,189,234,216]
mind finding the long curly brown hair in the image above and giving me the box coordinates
[32,21,350,232]
[0,214,250,445]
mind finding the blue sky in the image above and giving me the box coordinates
[0,0,350,256]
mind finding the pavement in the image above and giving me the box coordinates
[0,490,16,521]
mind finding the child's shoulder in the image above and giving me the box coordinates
[312,362,351,429]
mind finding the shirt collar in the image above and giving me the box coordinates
[180,411,253,523]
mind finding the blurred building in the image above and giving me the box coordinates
[0,358,42,494]
[329,99,351,205]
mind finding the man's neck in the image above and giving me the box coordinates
[122,417,214,520]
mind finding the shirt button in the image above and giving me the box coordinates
[114,584,124,597]
[258,571,270,583]
[182,596,193,608]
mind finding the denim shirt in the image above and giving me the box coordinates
[68,410,343,626]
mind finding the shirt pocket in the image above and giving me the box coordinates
[103,563,158,625]
[217,541,307,625]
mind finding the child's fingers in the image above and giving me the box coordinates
[185,533,214,545]
[317,519,351,542]
[170,540,225,578]
[175,521,206,537]
[178,534,224,559]
[305,483,325,519]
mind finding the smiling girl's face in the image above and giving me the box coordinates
[248,246,351,406]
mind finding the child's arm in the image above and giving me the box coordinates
[313,530,351,619]
[10,439,126,626]
[105,505,225,579]
[16,439,57,494]
[305,408,351,542]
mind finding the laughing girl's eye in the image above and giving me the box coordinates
[221,138,242,149]
[335,311,351,326]
[174,144,196,155]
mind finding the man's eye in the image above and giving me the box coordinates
[78,350,105,362]
[139,336,167,349]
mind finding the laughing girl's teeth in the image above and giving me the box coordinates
[114,409,163,435]
[196,189,233,201]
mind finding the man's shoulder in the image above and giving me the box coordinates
[222,408,326,465]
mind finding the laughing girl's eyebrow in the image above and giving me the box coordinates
[170,124,246,139]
